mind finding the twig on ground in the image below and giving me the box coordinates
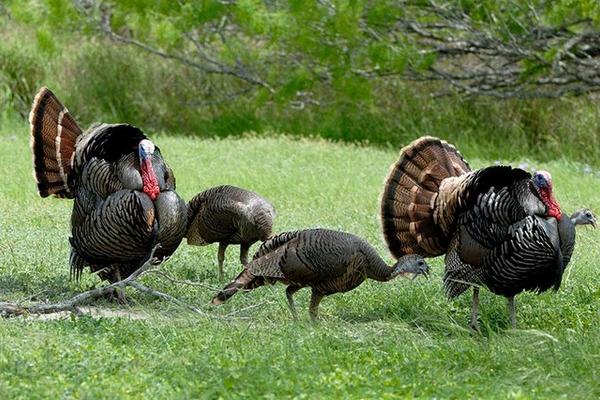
[222,300,273,318]
[144,269,222,292]
[0,244,273,320]
[128,281,209,316]
[1,245,165,317]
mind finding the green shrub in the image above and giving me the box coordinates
[1,17,599,165]
[0,37,45,118]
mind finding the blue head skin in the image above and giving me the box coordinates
[533,171,549,188]
[391,254,430,281]
[138,139,155,161]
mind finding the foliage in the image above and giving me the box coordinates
[0,32,45,118]
[0,1,600,164]
[7,0,600,99]
[0,122,599,398]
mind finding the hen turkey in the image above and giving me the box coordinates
[380,136,588,329]
[186,185,275,279]
[29,87,187,294]
[212,229,430,321]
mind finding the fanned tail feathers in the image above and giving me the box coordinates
[29,87,82,198]
[380,136,471,258]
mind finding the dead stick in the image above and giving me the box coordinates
[128,281,209,316]
[144,269,222,291]
[1,245,161,317]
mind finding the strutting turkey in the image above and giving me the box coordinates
[186,185,275,279]
[29,87,187,298]
[211,229,430,321]
[380,136,590,329]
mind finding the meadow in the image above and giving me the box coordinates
[0,117,598,399]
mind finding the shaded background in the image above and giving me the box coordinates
[1,0,599,162]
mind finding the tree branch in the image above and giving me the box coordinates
[86,3,275,94]
[1,245,205,318]
[70,0,600,100]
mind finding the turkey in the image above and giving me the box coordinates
[380,136,588,329]
[211,229,430,321]
[29,87,187,297]
[570,208,596,228]
[186,185,275,279]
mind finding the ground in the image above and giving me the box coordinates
[0,123,598,398]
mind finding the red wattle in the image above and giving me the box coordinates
[141,159,160,201]
[540,188,562,220]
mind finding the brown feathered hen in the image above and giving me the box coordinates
[212,228,430,321]
[186,185,275,279]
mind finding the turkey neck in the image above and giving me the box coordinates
[538,187,562,220]
[557,215,575,255]
[363,247,396,282]
[140,158,159,200]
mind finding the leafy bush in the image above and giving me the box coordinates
[0,34,45,118]
[0,3,599,164]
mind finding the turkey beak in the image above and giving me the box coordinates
[138,150,154,177]
[138,140,155,163]
[411,262,430,280]
[138,147,150,163]
[591,218,597,229]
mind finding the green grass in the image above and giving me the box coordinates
[0,118,599,399]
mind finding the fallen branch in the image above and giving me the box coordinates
[0,245,165,317]
[0,243,278,320]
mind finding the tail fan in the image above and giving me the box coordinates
[211,268,264,305]
[380,136,471,258]
[29,87,82,198]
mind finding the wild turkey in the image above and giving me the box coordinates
[380,136,586,329]
[186,185,275,279]
[29,87,187,296]
[570,208,596,227]
[211,229,430,320]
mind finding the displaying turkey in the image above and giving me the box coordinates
[186,185,275,279]
[380,136,586,329]
[211,228,430,321]
[30,87,187,296]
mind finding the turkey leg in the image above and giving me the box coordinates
[309,290,324,322]
[240,243,250,266]
[285,285,302,320]
[217,243,227,280]
[507,296,517,329]
[469,287,480,331]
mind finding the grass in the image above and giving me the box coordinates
[0,117,599,398]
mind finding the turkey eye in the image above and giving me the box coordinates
[586,212,592,218]
[418,261,424,266]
